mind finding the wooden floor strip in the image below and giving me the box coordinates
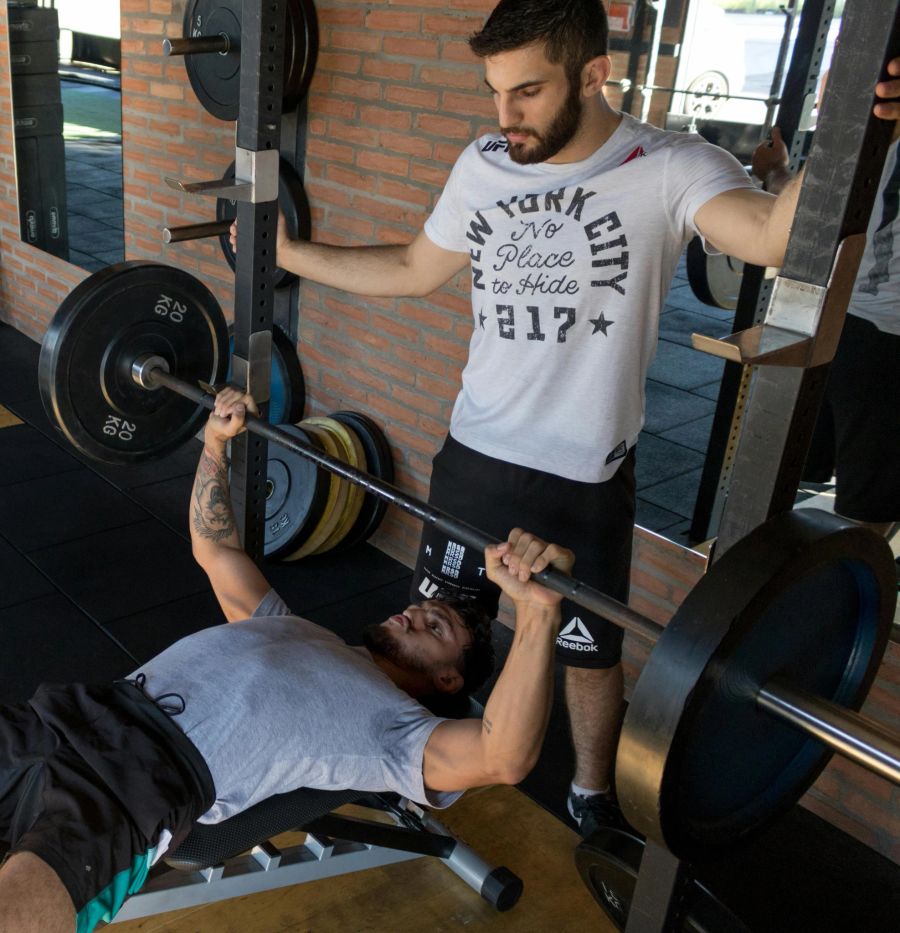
[113,784,613,932]
[0,406,22,428]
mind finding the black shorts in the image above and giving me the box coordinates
[804,314,900,522]
[412,435,635,669]
[0,681,214,931]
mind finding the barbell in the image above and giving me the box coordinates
[38,261,900,859]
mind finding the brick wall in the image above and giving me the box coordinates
[0,0,897,866]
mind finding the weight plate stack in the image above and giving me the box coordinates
[39,261,229,464]
[216,159,311,290]
[283,421,349,560]
[182,0,318,121]
[263,423,329,559]
[302,416,366,554]
[330,411,394,550]
[226,324,305,425]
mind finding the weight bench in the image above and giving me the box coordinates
[113,694,522,923]
[111,785,523,923]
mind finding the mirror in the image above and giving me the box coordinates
[9,0,123,271]
[636,1,842,548]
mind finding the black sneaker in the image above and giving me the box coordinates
[567,789,630,838]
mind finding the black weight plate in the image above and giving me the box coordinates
[283,0,319,112]
[39,261,229,465]
[617,510,896,860]
[330,411,393,550]
[226,324,305,425]
[271,325,305,423]
[264,424,328,559]
[574,828,749,932]
[685,235,744,311]
[216,159,311,289]
[183,0,242,122]
[183,0,317,121]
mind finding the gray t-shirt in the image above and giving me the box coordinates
[130,591,459,823]
[425,112,752,482]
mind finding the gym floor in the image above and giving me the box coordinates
[2,320,900,930]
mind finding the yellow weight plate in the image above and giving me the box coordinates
[283,422,348,560]
[304,416,366,554]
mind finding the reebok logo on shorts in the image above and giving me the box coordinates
[556,617,599,652]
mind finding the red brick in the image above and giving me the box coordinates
[416,113,472,140]
[359,105,413,131]
[331,76,384,102]
[365,11,422,31]
[357,150,410,178]
[376,177,433,208]
[383,36,439,59]
[329,29,383,54]
[362,60,416,83]
[422,13,484,36]
[379,131,433,160]
[316,51,362,74]
[385,86,440,110]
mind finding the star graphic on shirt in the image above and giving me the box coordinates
[590,313,614,336]
[478,309,487,329]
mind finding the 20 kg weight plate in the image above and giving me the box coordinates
[217,159,311,289]
[39,261,229,464]
[617,510,895,860]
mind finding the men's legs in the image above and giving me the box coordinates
[827,315,900,532]
[413,436,636,833]
[565,663,624,791]
[0,851,74,933]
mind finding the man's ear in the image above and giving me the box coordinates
[433,666,465,695]
[582,55,612,97]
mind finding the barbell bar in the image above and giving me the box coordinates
[131,354,900,786]
[38,261,899,858]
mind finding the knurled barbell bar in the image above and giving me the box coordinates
[38,261,900,860]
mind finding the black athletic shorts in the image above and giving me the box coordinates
[803,314,900,522]
[411,435,635,669]
[0,681,215,931]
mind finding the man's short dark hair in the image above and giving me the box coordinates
[469,0,609,82]
[440,596,495,695]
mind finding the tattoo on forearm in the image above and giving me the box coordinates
[192,448,236,543]
[483,717,493,735]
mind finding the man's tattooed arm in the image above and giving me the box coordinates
[191,444,241,547]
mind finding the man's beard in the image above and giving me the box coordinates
[363,623,431,675]
[504,80,583,165]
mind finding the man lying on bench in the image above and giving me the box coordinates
[0,388,575,933]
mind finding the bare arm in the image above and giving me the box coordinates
[190,389,270,622]
[693,179,800,269]
[230,215,469,298]
[422,531,573,791]
[698,58,900,268]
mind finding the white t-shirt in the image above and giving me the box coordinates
[849,140,900,336]
[425,113,752,482]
